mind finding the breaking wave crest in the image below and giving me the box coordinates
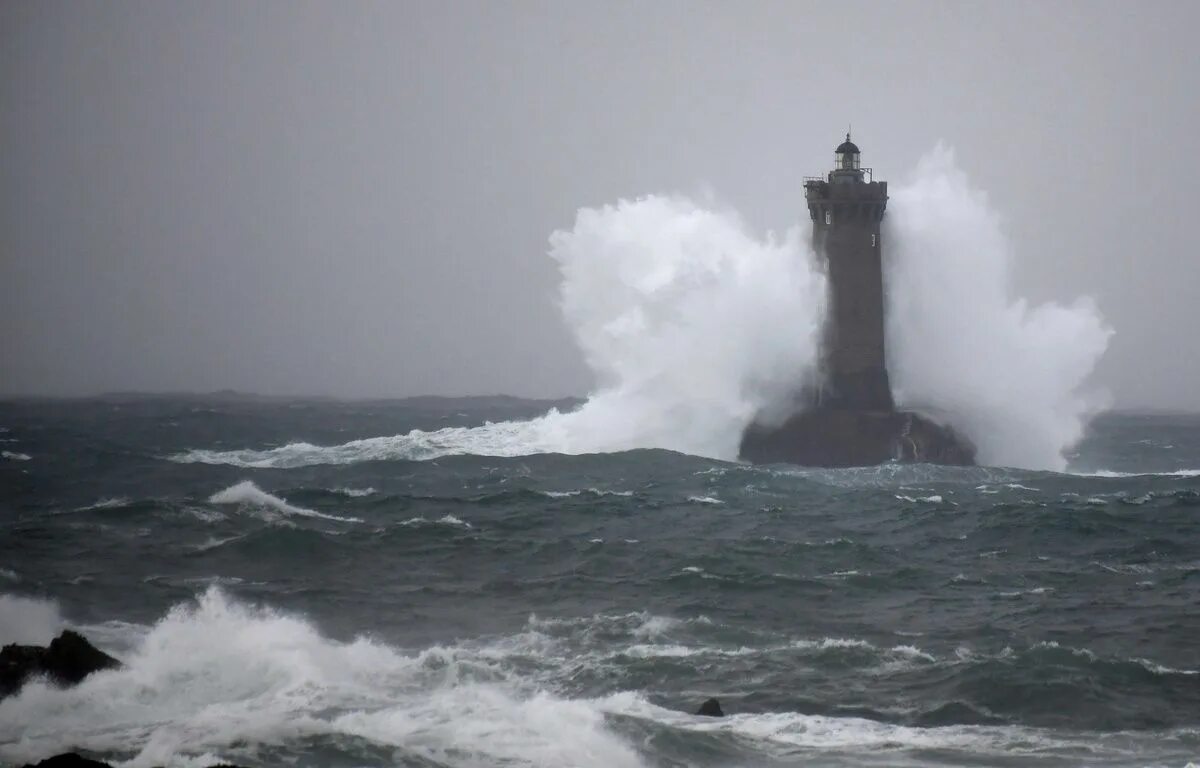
[0,591,1188,767]
[209,481,362,523]
[171,155,1109,471]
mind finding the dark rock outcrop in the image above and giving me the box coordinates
[21,755,113,768]
[1,630,121,699]
[739,407,975,467]
[696,697,725,717]
[21,757,248,768]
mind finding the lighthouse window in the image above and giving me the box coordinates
[825,210,832,225]
[872,234,876,247]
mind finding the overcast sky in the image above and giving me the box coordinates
[2,1,1197,407]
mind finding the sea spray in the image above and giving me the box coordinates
[174,196,826,465]
[885,146,1112,470]
[0,594,63,644]
[0,587,647,768]
[171,159,1110,470]
[540,195,826,459]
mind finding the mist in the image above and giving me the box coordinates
[2,1,1198,410]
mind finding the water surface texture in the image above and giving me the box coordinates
[1,398,1197,767]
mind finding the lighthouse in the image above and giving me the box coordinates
[807,134,894,411]
[738,133,974,467]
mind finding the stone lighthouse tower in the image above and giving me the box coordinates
[738,133,974,467]
[807,134,894,410]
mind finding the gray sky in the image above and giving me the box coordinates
[2,0,1197,407]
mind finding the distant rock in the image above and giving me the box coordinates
[696,697,725,717]
[1,630,121,700]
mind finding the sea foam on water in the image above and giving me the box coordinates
[0,589,1164,766]
[0,588,646,768]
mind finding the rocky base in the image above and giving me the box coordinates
[739,407,975,467]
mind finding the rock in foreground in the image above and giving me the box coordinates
[20,755,113,768]
[20,756,247,768]
[696,697,725,717]
[1,630,121,700]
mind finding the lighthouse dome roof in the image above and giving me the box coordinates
[836,138,860,155]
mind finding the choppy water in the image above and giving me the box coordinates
[1,397,1198,767]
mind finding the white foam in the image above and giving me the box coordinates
[170,157,1111,472]
[0,588,645,768]
[172,195,826,467]
[885,146,1111,471]
[1,593,1181,766]
[791,637,875,651]
[592,691,1106,757]
[332,486,377,497]
[75,497,132,511]
[0,594,64,644]
[1,451,31,461]
[895,494,944,503]
[399,514,472,528]
[1130,658,1199,676]
[687,495,724,505]
[540,488,634,498]
[191,534,245,553]
[1077,469,1200,478]
[208,481,362,523]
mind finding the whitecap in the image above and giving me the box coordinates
[1130,657,1198,676]
[208,481,361,523]
[895,494,945,503]
[399,514,471,529]
[791,637,875,651]
[1076,469,1200,478]
[332,486,377,497]
[1,451,31,461]
[889,645,936,663]
[0,587,642,768]
[75,497,132,512]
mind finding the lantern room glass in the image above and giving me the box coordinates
[835,152,861,171]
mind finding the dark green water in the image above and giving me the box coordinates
[1,398,1198,767]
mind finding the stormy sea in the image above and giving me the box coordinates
[0,150,1182,767]
[1,396,1199,768]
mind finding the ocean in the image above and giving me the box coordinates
[1,396,1198,767]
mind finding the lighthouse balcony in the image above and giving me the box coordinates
[805,179,887,201]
